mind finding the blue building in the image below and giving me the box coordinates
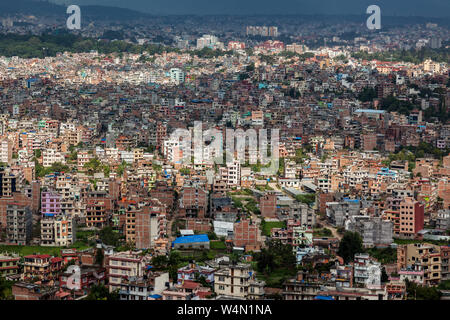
[172,234,210,250]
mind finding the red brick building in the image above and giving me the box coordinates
[260,193,277,218]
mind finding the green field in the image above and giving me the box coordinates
[210,241,227,250]
[0,243,91,257]
[262,221,286,236]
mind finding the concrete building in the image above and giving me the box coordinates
[326,199,360,226]
[397,243,441,286]
[214,263,265,300]
[107,252,147,292]
[172,234,210,250]
[6,204,32,245]
[346,216,393,248]
[118,273,169,301]
[0,253,20,278]
[40,215,75,247]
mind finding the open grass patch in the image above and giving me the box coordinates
[261,221,286,236]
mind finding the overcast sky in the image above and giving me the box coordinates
[50,0,450,17]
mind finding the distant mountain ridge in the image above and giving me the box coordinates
[0,0,153,20]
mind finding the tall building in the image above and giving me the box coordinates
[107,252,146,292]
[41,190,61,217]
[0,138,12,164]
[6,204,32,245]
[169,68,185,84]
[40,215,75,247]
[399,197,424,239]
[125,200,166,249]
[214,263,265,300]
[260,193,277,218]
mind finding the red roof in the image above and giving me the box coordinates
[182,280,200,290]
[24,254,51,259]
[51,257,63,263]
[197,291,211,299]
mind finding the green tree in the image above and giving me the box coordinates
[85,284,119,300]
[337,231,363,263]
[98,226,122,247]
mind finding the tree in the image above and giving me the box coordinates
[95,249,104,266]
[381,267,389,283]
[0,277,13,300]
[152,255,169,269]
[98,226,121,247]
[337,231,363,263]
[405,279,441,300]
[85,284,119,300]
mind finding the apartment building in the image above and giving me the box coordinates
[0,253,20,277]
[40,215,75,247]
[179,186,207,218]
[397,243,442,286]
[119,273,169,300]
[260,192,277,218]
[85,199,107,228]
[106,252,146,292]
[326,200,360,226]
[42,148,65,167]
[282,271,323,300]
[125,201,166,249]
[6,204,32,245]
[353,253,382,289]
[41,190,61,217]
[399,197,424,239]
[346,216,393,247]
[233,219,260,251]
[23,254,63,280]
[0,168,17,197]
[214,263,265,300]
[0,138,12,164]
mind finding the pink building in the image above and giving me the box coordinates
[41,191,61,217]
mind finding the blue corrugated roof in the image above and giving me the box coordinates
[315,295,334,300]
[172,234,209,245]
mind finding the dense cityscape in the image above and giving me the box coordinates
[0,0,449,304]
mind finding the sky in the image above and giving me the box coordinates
[50,0,450,17]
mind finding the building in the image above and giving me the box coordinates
[41,190,62,217]
[397,243,441,286]
[23,254,63,280]
[40,215,75,247]
[260,193,277,218]
[399,197,424,239]
[179,186,208,218]
[0,253,20,278]
[125,201,166,249]
[214,263,265,299]
[12,282,57,300]
[346,216,393,247]
[169,68,185,84]
[0,138,13,164]
[353,253,382,289]
[326,200,360,226]
[6,204,32,245]
[59,266,106,292]
[172,234,210,250]
[233,219,260,251]
[282,271,323,300]
[118,273,169,300]
[106,252,147,292]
